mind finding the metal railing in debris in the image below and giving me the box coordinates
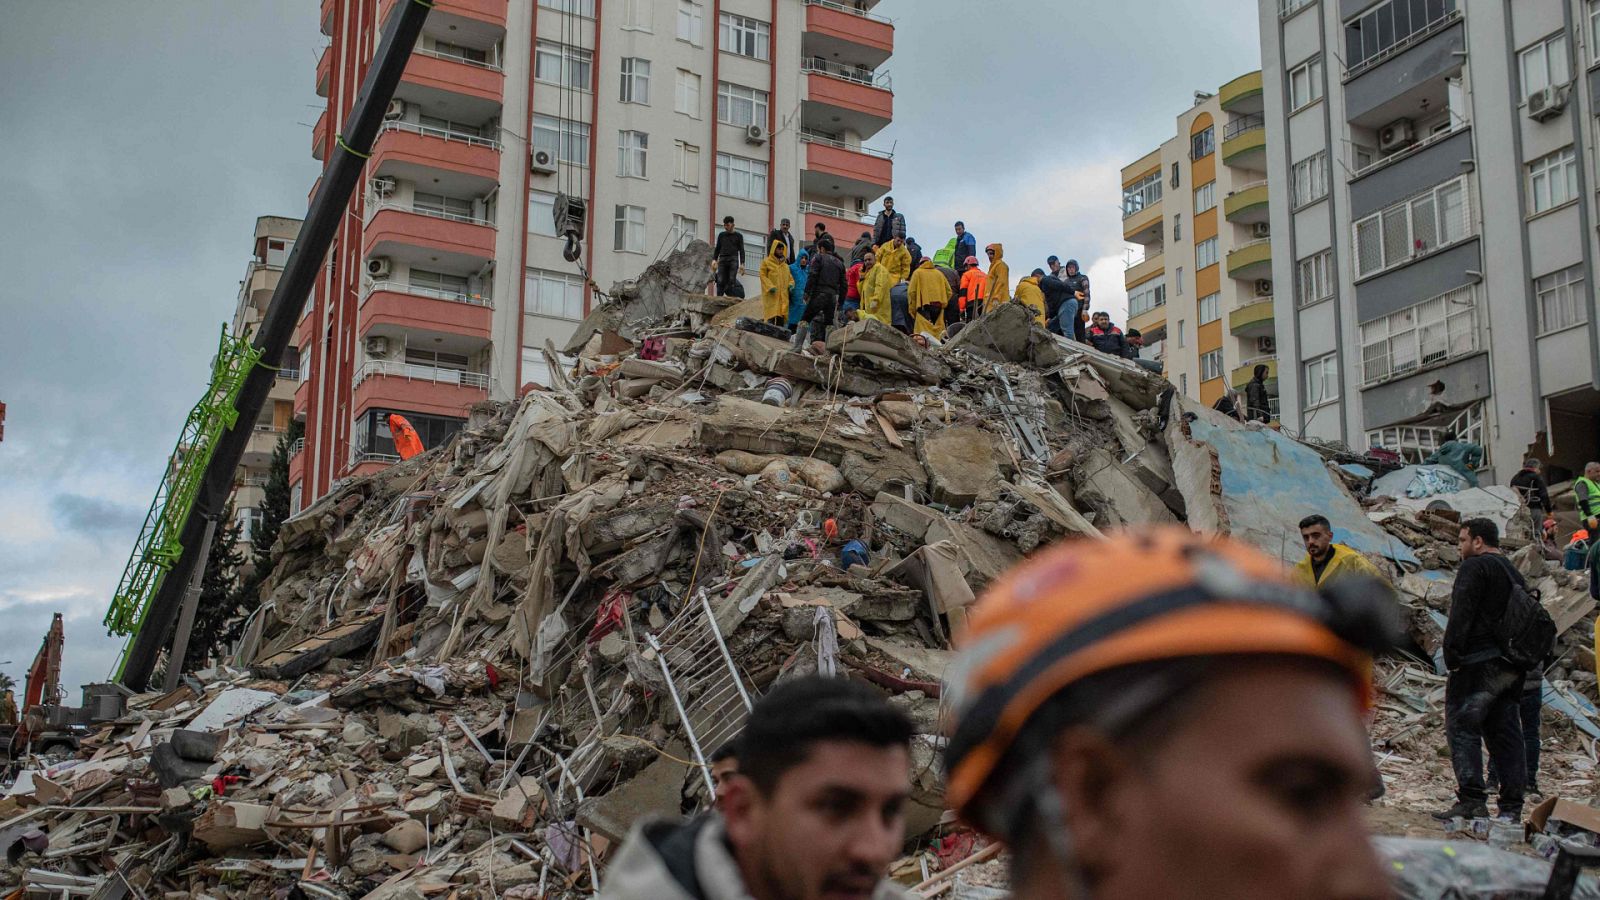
[647,589,755,794]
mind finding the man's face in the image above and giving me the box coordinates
[863,252,876,270]
[1054,664,1386,900]
[1093,313,1110,328]
[781,221,791,234]
[1049,260,1061,274]
[884,198,894,211]
[1129,335,1144,348]
[1301,524,1333,562]
[1066,262,1079,276]
[816,225,826,238]
[955,224,965,236]
[893,237,904,249]
[1459,528,1485,559]
[723,740,910,900]
[1587,464,1600,481]
[725,221,736,232]
[712,758,740,811]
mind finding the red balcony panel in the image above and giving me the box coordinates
[362,208,496,261]
[804,4,893,55]
[804,142,892,189]
[351,460,392,478]
[804,210,872,246]
[353,370,489,420]
[293,376,311,416]
[805,72,892,122]
[289,450,305,487]
[359,289,491,340]
[312,110,329,161]
[402,52,503,104]
[316,46,331,98]
[380,0,506,29]
[371,125,500,184]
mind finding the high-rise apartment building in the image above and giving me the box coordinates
[1258,0,1600,479]
[294,0,894,508]
[1121,71,1280,417]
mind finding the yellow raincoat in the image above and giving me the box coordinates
[1014,274,1047,326]
[908,259,952,338]
[877,240,912,284]
[985,243,1010,306]
[1291,544,1386,589]
[858,261,894,325]
[759,240,793,322]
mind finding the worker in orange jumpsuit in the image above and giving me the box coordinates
[388,414,425,460]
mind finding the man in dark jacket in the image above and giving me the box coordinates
[712,216,745,297]
[872,196,906,247]
[1086,311,1128,356]
[767,218,796,263]
[890,280,911,334]
[1061,258,1091,340]
[1435,518,1528,822]
[1245,364,1273,422]
[953,221,977,272]
[798,236,848,345]
[1038,268,1074,336]
[1510,459,1553,518]
[849,230,874,265]
[906,237,923,272]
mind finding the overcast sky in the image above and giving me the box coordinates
[0,1,1260,695]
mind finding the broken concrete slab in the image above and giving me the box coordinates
[149,742,212,788]
[251,615,382,680]
[825,318,945,384]
[1070,448,1179,528]
[919,427,1004,507]
[943,302,1064,369]
[576,753,690,844]
[169,729,223,763]
[187,688,281,732]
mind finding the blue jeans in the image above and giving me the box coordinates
[1054,299,1079,340]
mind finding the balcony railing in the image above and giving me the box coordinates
[414,45,502,72]
[802,0,892,24]
[365,197,494,228]
[363,279,493,308]
[801,58,892,91]
[289,437,305,459]
[1352,122,1469,180]
[379,118,502,151]
[236,475,269,488]
[1223,114,1265,141]
[350,450,403,468]
[252,424,287,435]
[353,359,493,391]
[275,367,300,381]
[1344,7,1461,81]
[798,200,871,223]
[799,130,893,159]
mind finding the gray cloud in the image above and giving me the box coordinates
[51,494,146,539]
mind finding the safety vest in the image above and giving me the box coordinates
[1578,476,1600,518]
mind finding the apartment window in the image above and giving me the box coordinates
[410,268,470,299]
[430,40,489,66]
[1122,172,1162,217]
[1170,162,1181,188]
[1200,349,1225,382]
[1345,0,1459,73]
[1360,285,1478,384]
[675,69,702,117]
[716,152,768,201]
[622,0,652,30]
[1198,292,1221,324]
[671,215,699,252]
[678,0,704,45]
[717,82,769,127]
[1295,251,1333,307]
[1591,0,1600,65]
[404,347,470,370]
[526,268,586,320]
[1303,354,1339,407]
[719,13,770,61]
[1180,373,1189,394]
[614,205,646,253]
[1353,177,1471,279]
[1129,280,1167,317]
[238,507,263,541]
[528,191,558,237]
[538,0,594,15]
[1190,126,1214,160]
[535,41,592,89]
[533,115,590,165]
[620,58,651,104]
[1193,181,1216,214]
[1528,146,1578,214]
[418,114,483,138]
[1173,214,1183,241]
[413,191,475,222]
[1176,267,1184,296]
[1281,0,1316,15]
[618,131,648,179]
[1520,33,1570,100]
[1536,265,1588,334]
[674,141,701,189]
[739,229,767,273]
[1176,319,1187,347]
[1292,153,1329,206]
[1196,237,1219,269]
[1289,57,1323,110]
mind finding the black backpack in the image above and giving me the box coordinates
[1489,555,1556,671]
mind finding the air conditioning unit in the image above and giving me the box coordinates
[1378,118,1415,152]
[383,99,406,121]
[1251,222,1272,239]
[1527,84,1571,122]
[744,124,768,145]
[366,256,392,279]
[365,336,390,356]
[530,149,558,175]
[1255,279,1274,298]
[1257,336,1277,355]
[371,176,398,197]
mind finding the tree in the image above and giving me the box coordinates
[251,418,302,579]
[174,500,246,672]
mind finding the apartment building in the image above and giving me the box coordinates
[1121,71,1280,417]
[294,0,894,508]
[1259,0,1600,480]
[228,216,304,555]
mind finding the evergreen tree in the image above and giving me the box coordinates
[179,500,246,672]
[252,418,302,578]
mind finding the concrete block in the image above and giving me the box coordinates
[919,427,1003,507]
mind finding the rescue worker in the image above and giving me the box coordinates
[1294,514,1386,588]
[1086,311,1127,356]
[958,257,987,322]
[872,196,905,247]
[1015,269,1048,327]
[844,253,865,315]
[908,257,952,338]
[906,237,924,272]
[1510,459,1554,520]
[1060,258,1091,318]
[849,231,874,265]
[788,249,810,329]
[759,240,793,326]
[798,236,848,346]
[1576,462,1600,533]
[877,236,912,285]
[1038,266,1075,336]
[388,414,424,460]
[857,249,894,326]
[1426,432,1485,487]
[943,528,1396,900]
[983,243,1010,308]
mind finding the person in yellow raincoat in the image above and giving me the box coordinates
[908,258,952,338]
[876,237,912,284]
[1015,269,1048,327]
[856,248,894,326]
[984,243,1010,307]
[1291,514,1387,588]
[759,240,794,324]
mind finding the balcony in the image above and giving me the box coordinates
[316,45,331,98]
[1219,71,1263,114]
[1124,252,1165,290]
[243,425,287,469]
[352,360,493,420]
[803,0,894,68]
[380,0,506,30]
[1231,355,1278,391]
[1226,238,1272,280]
[799,200,873,246]
[803,60,893,139]
[1128,303,1167,336]
[1123,199,1163,244]
[294,376,311,418]
[1223,181,1270,225]
[800,131,892,201]
[311,110,329,162]
[288,437,305,488]
[371,120,501,191]
[401,45,503,107]
[1229,296,1276,338]
[362,199,496,266]
[359,280,492,341]
[1221,116,1266,171]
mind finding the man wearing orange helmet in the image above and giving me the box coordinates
[944,528,1399,900]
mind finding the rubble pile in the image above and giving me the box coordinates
[5,263,1599,896]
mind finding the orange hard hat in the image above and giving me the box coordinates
[943,526,1385,830]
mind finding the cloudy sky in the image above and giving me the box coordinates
[0,1,1260,694]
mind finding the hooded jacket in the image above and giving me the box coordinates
[1038,273,1073,321]
[858,261,895,325]
[906,238,924,271]
[1292,544,1385,589]
[958,267,987,313]
[767,228,796,264]
[759,241,794,321]
[1014,275,1048,327]
[788,252,810,328]
[984,244,1010,305]
[850,232,875,265]
[872,208,906,246]
[877,241,913,284]
[908,259,953,337]
[1061,259,1091,307]
[806,249,848,301]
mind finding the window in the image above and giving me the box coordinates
[1359,285,1478,384]
[1536,265,1588,334]
[614,205,646,253]
[671,215,699,252]
[739,229,767,273]
[526,268,586,320]
[1295,251,1333,307]
[404,347,470,370]
[413,191,475,221]
[1289,57,1323,110]
[237,507,263,541]
[1176,267,1184,296]
[418,114,483,138]
[430,40,489,65]
[410,269,470,299]
[1193,181,1216,214]
[1122,172,1162,217]
[1177,319,1187,347]
[1591,0,1600,65]
[533,115,590,165]
[1190,126,1214,160]
[1170,162,1181,188]
[538,0,594,14]
[1198,292,1221,324]
[622,0,652,30]
[353,409,466,463]
[1281,0,1316,15]
[1129,280,1167,317]
[675,69,702,117]
[617,130,648,178]
[674,141,701,188]
[620,58,650,104]
[1180,373,1189,394]
[1345,0,1459,73]
[1173,214,1182,241]
[715,152,767,201]
[1200,349,1225,382]
[1303,354,1339,407]
[1292,152,1329,206]
[535,41,592,89]
[717,82,769,127]
[678,0,704,45]
[1196,237,1219,269]
[1520,33,1570,100]
[1353,177,1471,279]
[528,191,558,237]
[719,13,770,60]
[1528,146,1578,214]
